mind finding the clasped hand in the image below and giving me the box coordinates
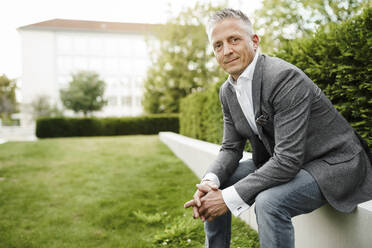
[184,181,228,222]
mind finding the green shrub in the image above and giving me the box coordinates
[274,7,372,148]
[180,80,252,151]
[180,81,224,144]
[36,114,179,138]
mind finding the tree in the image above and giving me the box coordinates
[31,95,63,119]
[0,74,17,121]
[142,2,226,114]
[254,0,369,53]
[60,71,107,116]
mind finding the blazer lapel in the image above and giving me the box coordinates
[252,54,273,155]
[252,54,264,122]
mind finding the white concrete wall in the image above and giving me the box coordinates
[20,30,57,105]
[0,125,36,142]
[159,131,372,248]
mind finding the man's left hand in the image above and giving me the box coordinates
[198,188,228,222]
[184,181,219,220]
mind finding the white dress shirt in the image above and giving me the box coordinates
[202,51,260,216]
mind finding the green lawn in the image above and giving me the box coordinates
[0,135,259,248]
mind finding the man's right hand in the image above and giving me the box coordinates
[184,180,219,221]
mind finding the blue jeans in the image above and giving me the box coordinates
[204,159,326,248]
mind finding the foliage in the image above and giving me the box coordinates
[152,215,204,247]
[180,80,252,151]
[254,0,369,53]
[274,7,372,148]
[60,71,107,116]
[180,80,224,144]
[142,2,226,114]
[35,114,179,138]
[30,95,63,119]
[0,135,259,247]
[0,74,17,121]
[132,210,163,225]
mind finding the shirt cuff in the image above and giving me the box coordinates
[202,173,220,187]
[222,185,250,216]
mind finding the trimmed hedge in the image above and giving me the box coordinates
[180,81,224,144]
[180,8,371,149]
[36,114,179,138]
[274,7,371,148]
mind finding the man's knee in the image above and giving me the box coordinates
[255,189,286,217]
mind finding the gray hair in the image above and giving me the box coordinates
[206,8,254,41]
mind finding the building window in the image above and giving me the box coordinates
[57,36,72,53]
[121,96,132,106]
[120,76,132,89]
[57,56,73,74]
[57,76,71,88]
[88,58,103,73]
[133,38,147,58]
[134,76,144,90]
[104,38,119,56]
[104,58,119,75]
[133,58,149,74]
[73,37,87,54]
[119,58,132,74]
[135,96,142,107]
[119,38,132,56]
[88,37,103,55]
[73,56,88,70]
[108,96,118,106]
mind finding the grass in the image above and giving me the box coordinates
[0,135,259,247]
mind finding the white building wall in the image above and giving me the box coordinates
[19,28,152,124]
[20,30,57,105]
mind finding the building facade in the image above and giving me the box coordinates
[18,19,159,125]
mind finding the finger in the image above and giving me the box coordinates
[196,184,212,193]
[202,180,219,190]
[208,182,219,190]
[198,204,207,217]
[192,206,199,219]
[194,191,202,207]
[184,199,195,208]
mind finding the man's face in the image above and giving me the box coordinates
[210,18,259,80]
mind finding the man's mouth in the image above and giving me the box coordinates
[224,58,239,64]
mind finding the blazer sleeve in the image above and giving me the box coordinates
[234,68,315,205]
[205,85,246,186]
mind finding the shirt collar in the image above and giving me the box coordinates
[228,50,260,86]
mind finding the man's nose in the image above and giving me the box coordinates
[223,44,233,55]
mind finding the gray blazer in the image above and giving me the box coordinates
[206,54,372,213]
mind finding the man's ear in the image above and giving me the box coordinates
[252,34,260,51]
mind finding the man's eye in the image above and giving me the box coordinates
[232,38,239,43]
[215,44,222,50]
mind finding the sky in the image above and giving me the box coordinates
[0,0,262,80]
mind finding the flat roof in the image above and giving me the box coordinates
[18,19,161,34]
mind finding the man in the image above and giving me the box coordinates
[184,8,372,248]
